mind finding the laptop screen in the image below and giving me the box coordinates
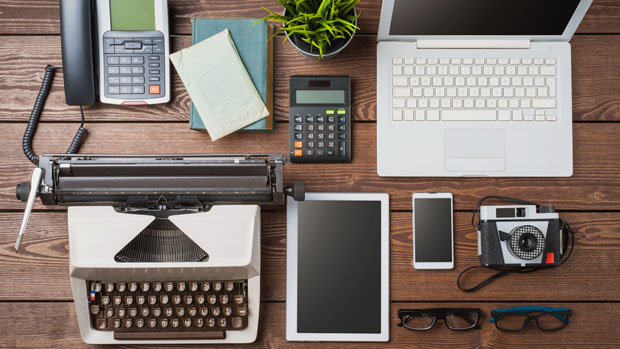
[389,0,581,36]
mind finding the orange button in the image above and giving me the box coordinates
[294,150,303,157]
[294,141,303,148]
[149,85,161,94]
[546,252,555,264]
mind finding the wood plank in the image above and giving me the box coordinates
[2,211,619,302]
[1,0,620,35]
[1,35,620,123]
[1,122,619,211]
[1,302,619,348]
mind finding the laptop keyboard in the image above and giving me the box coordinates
[391,58,558,122]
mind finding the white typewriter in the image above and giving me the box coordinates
[15,154,303,344]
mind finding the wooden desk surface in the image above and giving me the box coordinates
[1,1,619,348]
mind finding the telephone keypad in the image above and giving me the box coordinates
[103,32,165,100]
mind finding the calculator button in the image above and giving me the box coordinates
[317,124,325,131]
[326,149,335,156]
[306,116,314,123]
[327,125,335,131]
[316,150,325,156]
[132,57,144,65]
[305,150,314,156]
[294,116,303,123]
[317,141,325,148]
[326,110,335,115]
[327,141,335,148]
[316,116,325,123]
[338,125,346,131]
[337,110,346,115]
[338,133,346,140]
[306,141,314,148]
[306,125,314,131]
[107,57,120,65]
[295,133,303,140]
[149,85,160,94]
[317,133,325,140]
[327,133,335,140]
[294,124,303,131]
[327,116,336,123]
[294,141,303,148]
[120,57,132,65]
[339,142,347,156]
[306,133,315,140]
[338,116,346,123]
[294,150,303,157]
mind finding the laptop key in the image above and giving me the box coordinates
[442,110,497,121]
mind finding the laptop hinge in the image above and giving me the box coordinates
[417,39,531,49]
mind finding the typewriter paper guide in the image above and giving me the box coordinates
[68,205,260,280]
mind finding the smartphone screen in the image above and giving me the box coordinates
[414,196,453,265]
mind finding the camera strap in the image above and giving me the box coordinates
[457,196,576,292]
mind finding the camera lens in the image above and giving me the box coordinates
[518,232,537,252]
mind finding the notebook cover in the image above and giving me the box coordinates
[189,18,274,131]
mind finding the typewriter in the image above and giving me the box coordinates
[15,154,303,344]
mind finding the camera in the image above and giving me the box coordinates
[478,204,563,267]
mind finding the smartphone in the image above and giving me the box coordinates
[412,193,454,269]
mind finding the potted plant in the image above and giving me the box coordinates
[257,0,360,61]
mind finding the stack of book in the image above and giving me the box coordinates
[189,18,275,131]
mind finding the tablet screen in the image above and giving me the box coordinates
[296,200,382,333]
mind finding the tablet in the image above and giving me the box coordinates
[286,193,389,342]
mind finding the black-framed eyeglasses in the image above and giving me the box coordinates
[490,306,572,332]
[398,308,482,331]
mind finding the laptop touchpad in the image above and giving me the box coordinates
[444,128,506,172]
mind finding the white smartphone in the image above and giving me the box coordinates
[412,192,454,270]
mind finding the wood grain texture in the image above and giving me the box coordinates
[1,35,620,123]
[1,0,620,35]
[1,123,619,211]
[1,211,619,302]
[1,302,619,349]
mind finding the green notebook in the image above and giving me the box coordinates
[190,18,274,131]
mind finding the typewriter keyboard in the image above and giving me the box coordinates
[87,280,248,340]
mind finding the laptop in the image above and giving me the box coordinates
[376,0,592,177]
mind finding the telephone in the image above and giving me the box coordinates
[61,0,170,106]
[22,0,170,166]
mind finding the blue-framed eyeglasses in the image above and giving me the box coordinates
[490,306,572,332]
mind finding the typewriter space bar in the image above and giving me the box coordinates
[442,110,497,121]
[114,331,225,340]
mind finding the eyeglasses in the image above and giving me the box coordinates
[490,306,572,332]
[397,308,482,331]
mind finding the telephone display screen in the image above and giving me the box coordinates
[110,0,156,31]
[414,198,453,263]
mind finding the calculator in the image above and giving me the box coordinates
[289,76,351,163]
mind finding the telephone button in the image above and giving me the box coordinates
[108,86,120,94]
[132,86,145,94]
[136,37,153,45]
[131,67,144,74]
[149,56,161,61]
[107,67,120,75]
[120,86,132,94]
[132,76,145,84]
[149,70,161,75]
[119,67,132,74]
[119,77,132,84]
[149,63,160,68]
[107,57,120,65]
[124,42,142,50]
[149,85,161,95]
[149,77,161,82]
[103,38,115,54]
[131,57,144,65]
[108,77,120,84]
[119,57,132,65]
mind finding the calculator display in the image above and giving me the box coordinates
[296,90,345,104]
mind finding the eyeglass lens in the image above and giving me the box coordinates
[495,314,529,331]
[402,313,435,330]
[536,313,568,331]
[495,313,568,331]
[445,312,479,330]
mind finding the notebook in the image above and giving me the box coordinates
[190,18,275,131]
